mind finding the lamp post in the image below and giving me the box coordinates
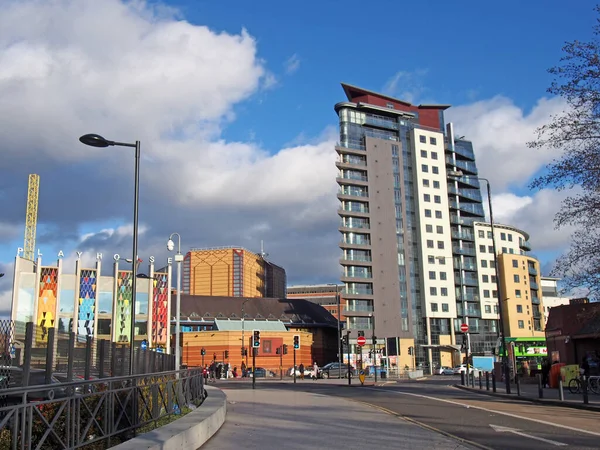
[80,134,140,376]
[327,283,343,378]
[167,233,183,372]
[447,169,511,394]
[241,299,250,366]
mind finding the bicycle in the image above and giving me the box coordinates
[588,376,600,394]
[568,377,581,394]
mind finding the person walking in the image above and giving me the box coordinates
[541,359,551,388]
[299,363,305,380]
[313,361,319,381]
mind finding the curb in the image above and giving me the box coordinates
[453,384,600,412]
[111,386,227,450]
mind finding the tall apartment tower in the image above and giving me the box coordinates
[335,83,491,370]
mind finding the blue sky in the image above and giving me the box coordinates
[0,0,596,312]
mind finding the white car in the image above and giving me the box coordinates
[288,367,313,377]
[453,364,480,375]
[435,366,454,375]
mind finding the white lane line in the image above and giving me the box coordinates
[365,387,600,437]
[490,424,567,446]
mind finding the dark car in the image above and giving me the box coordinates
[0,367,68,403]
[320,362,354,379]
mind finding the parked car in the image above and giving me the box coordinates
[320,362,354,379]
[453,364,481,376]
[0,367,68,403]
[288,367,312,377]
[249,367,275,378]
[435,366,454,375]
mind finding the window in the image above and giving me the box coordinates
[431,303,438,311]
[430,287,437,296]
[493,290,498,298]
[482,275,489,283]
[502,247,507,253]
[425,209,432,218]
[478,230,485,238]
[436,225,443,234]
[426,224,433,233]
[518,320,525,329]
[441,288,448,296]
[488,246,493,253]
[485,305,491,313]
[513,274,520,282]
[439,258,446,265]
[434,195,441,204]
[431,152,438,160]
[491,275,497,283]
[481,260,488,268]
[432,166,439,174]
[430,137,437,145]
[422,164,429,172]
[512,259,519,268]
[484,290,490,298]
[487,231,492,238]
[515,289,522,298]
[517,305,523,313]
[422,179,430,187]
[501,232,506,241]
[428,255,435,264]
[508,234,513,242]
[435,210,443,219]
[429,271,436,280]
[490,260,495,268]
[427,240,434,248]
[479,245,486,253]
[440,272,447,281]
[420,135,426,143]
[433,180,440,188]
[424,194,431,202]
[442,303,449,312]
[437,241,445,249]
[421,150,427,158]
[494,305,499,313]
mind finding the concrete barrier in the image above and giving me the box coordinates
[407,370,424,379]
[111,386,226,450]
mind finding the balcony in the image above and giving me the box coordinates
[450,215,477,226]
[447,185,482,202]
[528,266,538,276]
[529,281,539,290]
[450,142,476,160]
[451,230,475,241]
[531,296,540,305]
[363,115,399,131]
[457,293,480,302]
[455,275,479,287]
[455,176,481,189]
[445,156,478,175]
[340,220,370,230]
[345,288,374,296]
[453,246,476,256]
[457,262,477,272]
[520,240,532,251]
[449,201,485,216]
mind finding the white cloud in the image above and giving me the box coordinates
[284,53,301,74]
[446,96,568,191]
[382,69,429,103]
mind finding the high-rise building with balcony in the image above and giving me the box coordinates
[335,83,489,370]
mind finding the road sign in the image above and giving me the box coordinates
[460,323,469,333]
[140,339,147,350]
[357,336,367,346]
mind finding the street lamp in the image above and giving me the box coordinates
[80,134,140,376]
[447,169,511,394]
[327,283,342,378]
[167,233,183,372]
[241,299,250,365]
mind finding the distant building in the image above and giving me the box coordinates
[540,277,571,323]
[286,284,345,322]
[182,247,286,298]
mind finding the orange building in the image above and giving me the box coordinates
[182,247,286,298]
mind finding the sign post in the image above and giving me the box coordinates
[461,323,470,370]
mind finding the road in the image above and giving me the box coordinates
[207,376,600,449]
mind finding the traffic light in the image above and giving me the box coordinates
[253,330,260,348]
[293,335,300,349]
[276,347,281,355]
[368,350,372,358]
[342,334,348,346]
[224,350,229,359]
[241,348,247,356]
[408,346,414,355]
[201,348,206,356]
[283,344,288,355]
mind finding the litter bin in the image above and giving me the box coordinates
[380,371,387,379]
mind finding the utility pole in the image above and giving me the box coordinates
[346,331,351,386]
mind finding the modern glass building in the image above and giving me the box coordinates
[335,83,495,371]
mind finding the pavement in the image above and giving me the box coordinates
[202,386,476,449]
[204,376,600,449]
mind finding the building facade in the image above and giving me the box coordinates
[286,284,346,322]
[182,247,286,298]
[10,251,173,351]
[540,277,571,323]
[335,83,494,371]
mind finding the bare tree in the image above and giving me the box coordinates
[529,6,600,298]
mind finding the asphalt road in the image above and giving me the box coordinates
[213,376,600,449]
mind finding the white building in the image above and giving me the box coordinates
[540,277,571,323]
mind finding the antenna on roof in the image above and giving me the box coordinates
[260,240,269,259]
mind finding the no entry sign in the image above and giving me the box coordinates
[357,336,367,346]
[460,323,469,333]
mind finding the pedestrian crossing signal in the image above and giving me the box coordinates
[293,335,300,349]
[253,330,260,348]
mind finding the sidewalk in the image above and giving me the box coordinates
[202,387,477,449]
[455,379,600,410]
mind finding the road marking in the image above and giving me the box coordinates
[345,397,492,450]
[490,424,567,446]
[366,387,600,438]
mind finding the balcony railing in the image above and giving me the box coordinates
[528,266,538,276]
[455,275,479,287]
[450,215,477,226]
[345,288,374,296]
[520,240,532,251]
[340,221,370,230]
[446,156,478,175]
[529,281,539,290]
[451,230,475,241]
[364,115,399,130]
[339,188,369,198]
[450,142,476,160]
[453,246,476,256]
[447,185,482,202]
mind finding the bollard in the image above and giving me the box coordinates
[486,372,490,391]
[537,373,543,399]
[516,373,521,397]
[492,371,497,392]
[479,371,483,389]
[558,378,565,401]
[471,372,475,388]
[582,376,589,405]
[461,372,465,386]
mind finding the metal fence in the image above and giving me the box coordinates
[0,321,202,449]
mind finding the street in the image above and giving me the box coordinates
[205,376,600,449]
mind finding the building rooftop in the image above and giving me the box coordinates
[341,83,451,110]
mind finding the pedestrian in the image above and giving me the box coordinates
[299,363,305,380]
[313,361,319,381]
[541,359,550,388]
[233,366,238,378]
[202,365,208,383]
[209,361,217,382]
[581,356,591,378]
[241,361,247,378]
